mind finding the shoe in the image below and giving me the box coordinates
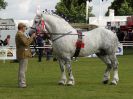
[19,84,27,88]
[38,60,42,62]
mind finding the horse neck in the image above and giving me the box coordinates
[42,14,75,34]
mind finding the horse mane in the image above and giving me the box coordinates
[42,12,67,22]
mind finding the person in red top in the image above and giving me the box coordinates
[4,35,11,46]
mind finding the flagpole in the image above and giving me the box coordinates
[98,0,102,25]
[86,0,89,24]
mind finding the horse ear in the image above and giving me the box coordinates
[36,5,42,16]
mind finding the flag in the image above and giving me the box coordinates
[36,5,42,16]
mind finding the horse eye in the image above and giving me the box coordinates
[35,21,38,24]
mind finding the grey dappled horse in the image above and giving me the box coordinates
[30,12,119,86]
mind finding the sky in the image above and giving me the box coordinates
[0,0,114,20]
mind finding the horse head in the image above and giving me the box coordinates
[29,12,51,40]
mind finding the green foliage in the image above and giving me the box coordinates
[118,1,133,15]
[55,0,94,23]
[0,0,8,10]
[0,54,133,98]
[106,0,133,16]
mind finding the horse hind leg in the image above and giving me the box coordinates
[58,58,67,85]
[96,53,112,84]
[109,54,119,85]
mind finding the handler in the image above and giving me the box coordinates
[15,23,36,88]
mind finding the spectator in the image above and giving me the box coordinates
[124,31,129,41]
[128,30,133,41]
[36,34,44,62]
[116,29,125,41]
[3,35,11,46]
[45,39,52,61]
[0,35,4,46]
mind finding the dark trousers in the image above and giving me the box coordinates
[38,48,43,62]
[37,43,44,62]
[45,49,52,61]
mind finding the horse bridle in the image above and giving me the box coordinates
[31,15,85,58]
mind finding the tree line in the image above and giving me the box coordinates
[0,0,133,23]
[55,0,133,23]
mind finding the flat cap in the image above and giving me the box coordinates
[18,22,26,30]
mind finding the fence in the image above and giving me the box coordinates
[120,41,133,47]
[0,42,133,61]
[0,45,52,61]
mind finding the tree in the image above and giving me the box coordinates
[118,1,133,15]
[55,0,94,23]
[0,0,7,10]
[106,0,133,16]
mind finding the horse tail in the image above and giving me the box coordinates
[114,33,119,52]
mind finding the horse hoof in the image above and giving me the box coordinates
[110,80,117,85]
[102,80,109,84]
[58,80,66,85]
[67,80,75,86]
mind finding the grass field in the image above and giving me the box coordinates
[0,54,133,99]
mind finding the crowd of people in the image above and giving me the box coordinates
[109,27,133,42]
[116,28,133,41]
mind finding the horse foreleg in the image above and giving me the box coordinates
[58,58,67,85]
[109,55,119,85]
[65,61,75,86]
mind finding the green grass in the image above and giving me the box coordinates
[0,55,133,99]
